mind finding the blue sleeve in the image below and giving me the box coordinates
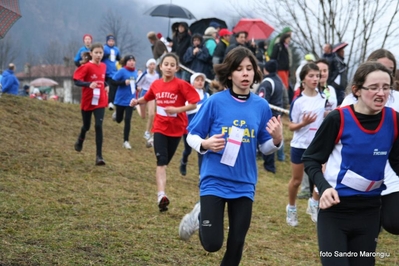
[1,77,11,93]
[257,101,273,144]
[187,98,213,138]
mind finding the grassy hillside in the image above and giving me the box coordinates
[0,95,398,265]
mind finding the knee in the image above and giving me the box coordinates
[202,240,223,253]
[82,125,90,132]
[94,124,102,131]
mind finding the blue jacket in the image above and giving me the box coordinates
[112,67,138,106]
[183,37,213,79]
[74,46,90,67]
[1,69,20,95]
[102,44,121,77]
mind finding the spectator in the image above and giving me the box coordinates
[102,34,121,110]
[183,33,213,81]
[267,27,292,58]
[21,84,30,96]
[147,31,168,63]
[1,63,19,95]
[322,43,334,64]
[270,33,292,89]
[157,32,172,52]
[329,42,348,106]
[172,22,191,81]
[224,31,256,58]
[203,27,218,57]
[212,28,232,65]
[74,34,93,67]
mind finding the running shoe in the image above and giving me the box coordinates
[286,204,298,227]
[158,195,170,212]
[306,198,319,223]
[179,202,200,241]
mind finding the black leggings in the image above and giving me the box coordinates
[153,133,181,166]
[317,196,381,266]
[381,192,399,235]
[106,76,117,104]
[78,108,105,157]
[115,105,134,142]
[199,195,252,266]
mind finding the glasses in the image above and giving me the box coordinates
[361,86,392,92]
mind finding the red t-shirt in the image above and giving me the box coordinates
[73,61,108,111]
[144,77,200,137]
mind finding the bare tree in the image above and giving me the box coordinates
[0,35,19,71]
[231,0,399,74]
[98,10,141,55]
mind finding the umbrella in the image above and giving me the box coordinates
[190,17,228,35]
[0,0,22,38]
[144,3,196,37]
[233,18,274,40]
[30,78,58,87]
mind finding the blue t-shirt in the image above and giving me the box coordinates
[112,68,138,106]
[74,46,90,64]
[188,89,273,201]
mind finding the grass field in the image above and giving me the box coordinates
[0,94,398,265]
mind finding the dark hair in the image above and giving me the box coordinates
[299,62,322,95]
[121,55,136,66]
[235,31,248,39]
[352,61,393,99]
[315,58,329,67]
[159,52,180,66]
[279,33,291,44]
[366,49,397,75]
[80,43,104,65]
[213,46,262,89]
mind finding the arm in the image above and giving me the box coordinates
[183,47,194,64]
[259,115,283,154]
[164,103,197,115]
[288,112,317,131]
[74,79,91,87]
[196,47,211,63]
[187,132,226,154]
[388,112,399,175]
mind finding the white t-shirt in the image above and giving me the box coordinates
[136,70,159,91]
[290,92,326,149]
[340,90,399,195]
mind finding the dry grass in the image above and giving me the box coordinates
[0,94,398,265]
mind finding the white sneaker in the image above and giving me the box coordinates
[146,137,153,148]
[112,112,116,121]
[286,205,298,227]
[108,102,115,110]
[143,131,151,140]
[179,202,200,241]
[123,141,132,150]
[306,198,319,223]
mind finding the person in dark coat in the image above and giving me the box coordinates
[224,31,256,58]
[270,33,291,89]
[183,33,213,81]
[256,60,285,173]
[172,22,191,81]
[328,42,348,106]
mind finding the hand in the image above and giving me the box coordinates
[130,98,138,107]
[125,79,130,85]
[89,82,98,89]
[202,133,226,152]
[104,86,109,94]
[319,188,340,209]
[164,106,178,115]
[302,112,317,126]
[193,47,199,55]
[266,115,283,145]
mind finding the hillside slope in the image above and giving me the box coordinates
[0,95,397,265]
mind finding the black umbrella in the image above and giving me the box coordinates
[0,0,22,38]
[144,4,196,37]
[190,18,228,35]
